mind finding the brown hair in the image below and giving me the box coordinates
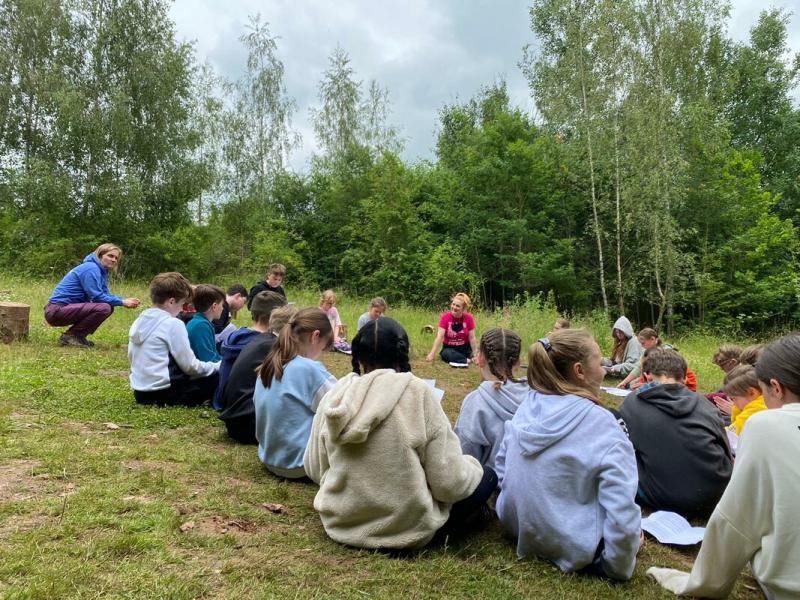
[149,272,193,305]
[642,347,687,380]
[452,292,471,310]
[480,328,522,389]
[267,263,286,277]
[258,307,332,387]
[268,305,298,334]
[94,243,122,271]
[192,284,225,313]
[527,328,600,404]
[739,344,764,366]
[611,334,629,364]
[554,318,571,330]
[723,364,759,397]
[250,290,287,324]
[638,327,659,341]
[713,344,743,368]
[369,297,387,309]
[755,334,800,398]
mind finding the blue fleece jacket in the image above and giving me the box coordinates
[454,379,528,470]
[186,313,221,362]
[496,390,641,581]
[48,253,123,306]
[212,327,261,410]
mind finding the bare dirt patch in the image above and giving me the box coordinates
[0,459,46,502]
[180,515,271,538]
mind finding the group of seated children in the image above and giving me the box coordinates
[126,276,800,597]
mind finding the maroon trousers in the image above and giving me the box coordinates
[44,302,114,338]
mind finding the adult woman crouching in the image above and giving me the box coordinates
[426,292,477,365]
[45,243,141,347]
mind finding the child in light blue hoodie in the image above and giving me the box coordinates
[455,328,528,471]
[496,328,641,581]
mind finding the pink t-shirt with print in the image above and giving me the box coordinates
[438,312,475,347]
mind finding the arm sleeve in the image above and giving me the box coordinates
[189,322,221,362]
[310,364,337,412]
[597,440,642,581]
[494,425,509,485]
[438,313,450,329]
[420,393,484,504]
[465,313,476,331]
[80,266,123,306]
[167,321,220,377]
[303,401,330,483]
[357,314,368,330]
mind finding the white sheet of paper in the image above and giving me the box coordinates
[421,378,445,402]
[449,361,468,368]
[726,428,739,456]
[641,511,705,545]
[601,386,631,398]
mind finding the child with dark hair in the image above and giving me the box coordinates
[620,347,732,518]
[247,263,287,309]
[212,290,287,411]
[617,329,698,391]
[356,297,387,331]
[455,328,528,470]
[254,308,336,478]
[186,284,226,362]
[218,305,297,444]
[648,333,800,598]
[497,329,641,580]
[304,317,495,550]
[128,273,220,406]
[211,283,248,345]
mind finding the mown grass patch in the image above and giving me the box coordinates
[0,275,762,598]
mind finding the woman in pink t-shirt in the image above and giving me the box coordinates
[426,293,477,365]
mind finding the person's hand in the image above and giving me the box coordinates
[714,396,734,416]
[426,352,435,362]
[629,380,642,390]
[616,381,628,389]
[123,297,141,308]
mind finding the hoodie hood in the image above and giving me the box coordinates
[129,308,173,345]
[636,383,698,417]
[84,252,107,273]
[612,316,634,338]
[323,369,415,445]
[476,380,528,420]
[513,390,596,456]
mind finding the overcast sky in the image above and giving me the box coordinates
[169,0,800,172]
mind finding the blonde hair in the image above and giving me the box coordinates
[269,304,298,334]
[258,308,332,387]
[713,344,743,368]
[452,292,471,310]
[527,328,600,404]
[320,289,337,305]
[94,243,122,271]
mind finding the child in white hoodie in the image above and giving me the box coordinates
[455,328,528,471]
[497,328,641,581]
[128,272,221,406]
[304,317,496,550]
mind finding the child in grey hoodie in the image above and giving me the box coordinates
[497,329,641,581]
[455,328,528,471]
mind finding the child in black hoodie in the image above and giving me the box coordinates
[620,348,732,518]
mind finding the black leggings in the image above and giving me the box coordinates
[440,344,471,364]
[134,374,219,407]
[436,465,497,538]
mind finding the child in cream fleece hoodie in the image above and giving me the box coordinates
[304,317,495,550]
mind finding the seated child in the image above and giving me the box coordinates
[619,348,732,518]
[304,317,495,549]
[603,316,643,378]
[497,329,641,581]
[186,284,226,362]
[617,329,697,391]
[247,263,286,309]
[552,317,571,331]
[455,328,528,470]
[648,334,800,599]
[218,305,297,444]
[212,283,248,346]
[128,273,221,406]
[705,344,743,414]
[722,364,767,454]
[254,307,336,478]
[213,290,287,411]
[356,297,387,331]
[320,289,351,353]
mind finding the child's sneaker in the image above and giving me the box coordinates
[59,333,91,348]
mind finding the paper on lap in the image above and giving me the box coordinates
[421,378,445,402]
[601,386,630,398]
[641,511,705,545]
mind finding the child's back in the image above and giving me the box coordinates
[620,383,732,516]
[497,389,640,580]
[455,379,527,470]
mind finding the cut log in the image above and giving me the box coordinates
[0,302,30,343]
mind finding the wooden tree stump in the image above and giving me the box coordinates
[0,302,30,343]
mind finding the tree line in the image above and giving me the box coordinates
[1,0,798,332]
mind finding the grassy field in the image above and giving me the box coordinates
[0,276,764,599]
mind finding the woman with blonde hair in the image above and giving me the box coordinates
[45,243,140,348]
[426,292,478,365]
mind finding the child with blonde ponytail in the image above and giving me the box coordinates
[254,307,337,479]
[496,329,641,581]
[455,328,528,470]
